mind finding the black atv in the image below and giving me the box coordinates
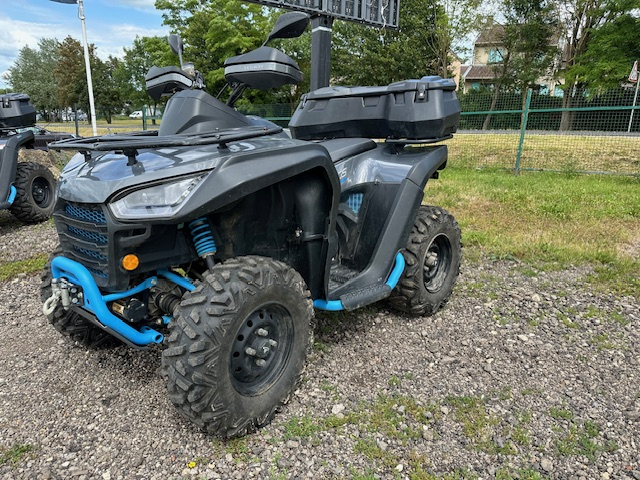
[41,12,462,438]
[0,93,57,223]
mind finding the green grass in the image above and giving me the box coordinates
[0,254,48,282]
[426,167,640,297]
[442,132,640,174]
[0,444,35,466]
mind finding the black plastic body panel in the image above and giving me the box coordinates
[328,145,448,301]
[0,131,35,209]
[289,76,460,141]
[0,94,36,128]
[158,90,251,135]
[224,47,302,90]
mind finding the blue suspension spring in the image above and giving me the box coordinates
[188,218,217,258]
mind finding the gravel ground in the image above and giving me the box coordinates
[1,216,639,480]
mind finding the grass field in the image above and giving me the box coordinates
[442,132,640,174]
[426,167,640,297]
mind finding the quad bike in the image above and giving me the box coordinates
[0,94,57,223]
[41,12,462,438]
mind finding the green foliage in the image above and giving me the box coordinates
[0,254,48,282]
[4,39,60,119]
[0,444,35,466]
[119,36,175,109]
[332,0,440,86]
[571,13,640,91]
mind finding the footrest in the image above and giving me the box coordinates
[340,283,392,310]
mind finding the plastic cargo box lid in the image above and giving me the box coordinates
[289,76,460,141]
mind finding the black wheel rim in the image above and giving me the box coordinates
[32,177,52,208]
[230,303,293,396]
[422,233,453,293]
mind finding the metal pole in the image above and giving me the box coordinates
[628,79,639,133]
[78,0,97,136]
[310,15,333,91]
[515,88,533,175]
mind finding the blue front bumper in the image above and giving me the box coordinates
[51,256,165,347]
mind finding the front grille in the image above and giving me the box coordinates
[68,225,107,244]
[65,203,106,223]
[55,202,110,282]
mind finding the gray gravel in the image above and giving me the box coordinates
[1,217,639,479]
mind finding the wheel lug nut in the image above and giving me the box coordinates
[268,339,278,348]
[255,359,266,367]
[256,328,268,337]
[245,347,256,356]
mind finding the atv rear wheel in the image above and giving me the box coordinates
[388,205,461,316]
[9,162,55,223]
[162,256,313,438]
[40,246,120,348]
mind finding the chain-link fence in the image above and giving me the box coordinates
[450,88,640,175]
[37,90,640,175]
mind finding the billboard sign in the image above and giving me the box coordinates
[244,0,399,28]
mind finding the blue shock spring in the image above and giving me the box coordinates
[188,218,217,258]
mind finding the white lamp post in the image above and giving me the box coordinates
[50,0,98,136]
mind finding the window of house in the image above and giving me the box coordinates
[471,82,481,90]
[488,48,504,63]
[539,85,549,95]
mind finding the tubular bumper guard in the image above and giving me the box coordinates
[49,256,194,348]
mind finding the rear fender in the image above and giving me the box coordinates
[0,131,35,209]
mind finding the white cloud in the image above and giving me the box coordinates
[0,18,63,57]
[0,14,168,85]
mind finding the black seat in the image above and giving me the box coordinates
[320,138,377,163]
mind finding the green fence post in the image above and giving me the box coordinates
[142,105,147,131]
[515,88,533,174]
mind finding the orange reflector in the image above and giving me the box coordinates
[122,254,139,271]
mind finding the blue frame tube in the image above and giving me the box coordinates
[158,269,196,292]
[313,252,405,311]
[51,256,164,346]
[7,185,17,205]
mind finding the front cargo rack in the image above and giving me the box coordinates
[49,125,283,164]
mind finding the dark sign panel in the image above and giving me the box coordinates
[245,0,399,28]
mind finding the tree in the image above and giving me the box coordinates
[481,0,557,129]
[4,39,61,120]
[570,14,640,91]
[426,0,486,79]
[93,57,124,124]
[557,0,639,130]
[120,36,175,110]
[332,0,440,86]
[54,36,88,116]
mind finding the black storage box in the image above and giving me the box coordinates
[0,93,36,128]
[289,76,460,141]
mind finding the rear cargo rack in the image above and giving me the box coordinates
[384,135,453,145]
[49,125,283,163]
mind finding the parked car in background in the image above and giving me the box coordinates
[129,110,143,119]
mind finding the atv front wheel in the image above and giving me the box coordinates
[40,246,120,348]
[388,205,461,316]
[9,162,55,223]
[163,256,314,438]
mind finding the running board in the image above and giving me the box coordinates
[314,252,405,311]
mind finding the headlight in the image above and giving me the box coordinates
[110,174,205,220]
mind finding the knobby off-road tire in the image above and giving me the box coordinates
[388,205,462,316]
[162,256,314,438]
[9,162,55,223]
[40,246,120,348]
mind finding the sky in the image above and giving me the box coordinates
[0,0,170,87]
